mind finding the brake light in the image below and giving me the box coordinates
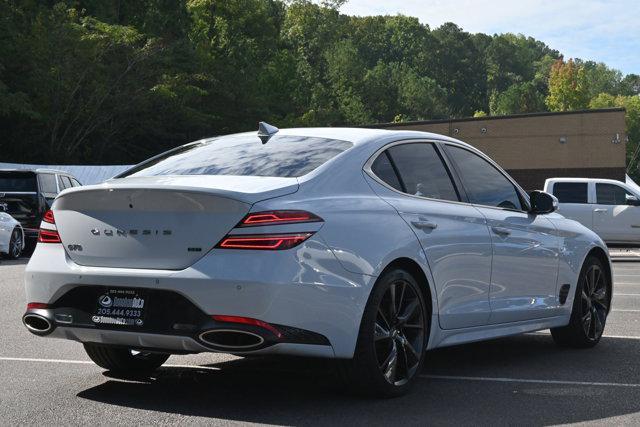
[43,210,55,224]
[212,315,282,338]
[38,229,61,244]
[216,233,312,250]
[239,210,322,227]
[27,302,49,310]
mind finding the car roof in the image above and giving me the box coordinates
[0,168,70,175]
[216,127,473,149]
[545,177,626,185]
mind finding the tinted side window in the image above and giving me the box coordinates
[57,175,67,190]
[386,143,459,202]
[39,174,58,194]
[596,183,630,205]
[71,178,82,187]
[446,145,522,210]
[61,176,73,189]
[553,182,589,203]
[371,152,402,191]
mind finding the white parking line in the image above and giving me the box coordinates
[0,356,220,370]
[614,293,640,296]
[529,331,640,340]
[612,309,640,313]
[421,374,640,388]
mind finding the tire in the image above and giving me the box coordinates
[339,268,429,398]
[551,256,610,348]
[2,228,23,260]
[83,343,170,372]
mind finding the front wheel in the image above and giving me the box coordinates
[339,268,429,397]
[84,343,170,372]
[551,256,610,348]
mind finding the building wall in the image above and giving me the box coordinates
[375,108,627,190]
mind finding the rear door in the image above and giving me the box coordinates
[550,181,592,229]
[593,182,640,243]
[368,141,493,329]
[443,144,560,323]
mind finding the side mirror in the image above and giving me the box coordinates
[626,194,640,206]
[529,190,558,214]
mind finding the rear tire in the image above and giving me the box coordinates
[83,343,170,372]
[551,256,610,348]
[338,268,429,398]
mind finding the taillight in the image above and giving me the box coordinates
[216,233,312,250]
[39,209,61,243]
[38,229,61,243]
[43,210,55,224]
[212,315,282,338]
[239,210,322,227]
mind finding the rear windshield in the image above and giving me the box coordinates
[119,134,353,178]
[0,172,37,192]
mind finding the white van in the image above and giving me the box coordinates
[544,178,640,245]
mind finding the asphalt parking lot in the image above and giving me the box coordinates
[2,259,640,425]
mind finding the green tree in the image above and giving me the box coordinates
[545,58,589,111]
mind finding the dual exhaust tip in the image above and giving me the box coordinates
[199,329,265,350]
[23,312,268,351]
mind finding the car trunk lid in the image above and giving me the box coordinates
[52,176,298,269]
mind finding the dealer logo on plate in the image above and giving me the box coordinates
[98,295,113,308]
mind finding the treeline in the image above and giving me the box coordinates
[1,0,639,169]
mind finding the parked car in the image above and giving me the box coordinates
[0,169,82,247]
[544,177,640,246]
[0,205,24,259]
[23,126,611,397]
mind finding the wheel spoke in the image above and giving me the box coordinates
[381,341,398,383]
[397,299,419,326]
[389,283,398,319]
[396,282,406,316]
[581,311,592,335]
[374,321,392,341]
[403,337,420,363]
[593,310,604,338]
[589,267,596,295]
[377,308,391,330]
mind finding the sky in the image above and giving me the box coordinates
[340,0,640,75]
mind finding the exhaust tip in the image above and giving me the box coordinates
[23,314,53,335]
[199,329,265,349]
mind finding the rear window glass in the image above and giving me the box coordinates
[0,172,37,192]
[553,182,588,203]
[119,135,353,178]
[371,152,402,191]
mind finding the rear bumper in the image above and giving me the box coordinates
[24,238,374,358]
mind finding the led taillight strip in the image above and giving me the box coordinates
[239,210,322,227]
[38,209,61,243]
[216,233,312,250]
[38,229,61,244]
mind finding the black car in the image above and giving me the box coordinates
[0,169,82,246]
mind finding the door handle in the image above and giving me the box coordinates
[411,220,438,230]
[594,208,608,213]
[491,226,511,237]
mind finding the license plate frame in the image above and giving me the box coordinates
[92,288,147,327]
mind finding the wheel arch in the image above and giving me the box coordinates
[378,257,434,318]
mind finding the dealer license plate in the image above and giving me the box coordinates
[92,288,147,327]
